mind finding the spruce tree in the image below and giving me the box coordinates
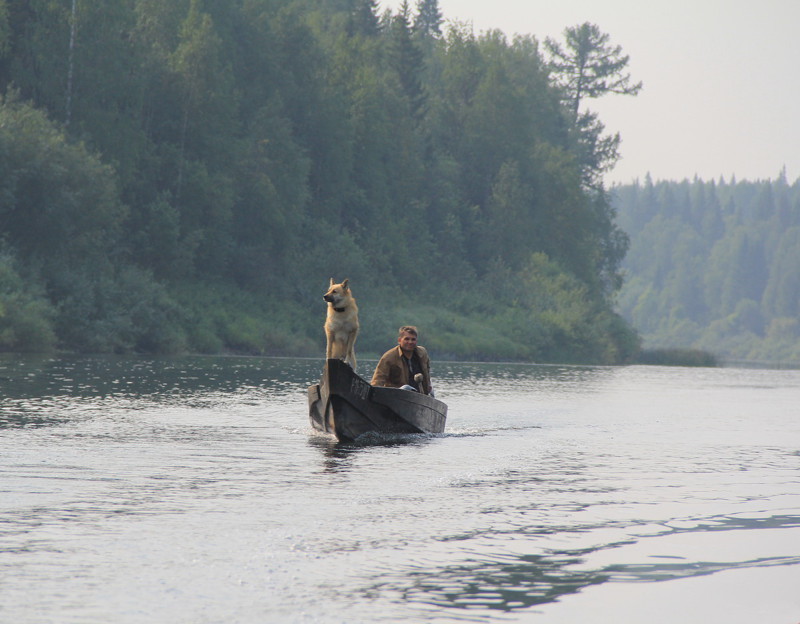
[389,2,426,120]
[414,0,442,39]
[349,0,380,37]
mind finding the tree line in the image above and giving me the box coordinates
[0,0,640,363]
[614,172,800,364]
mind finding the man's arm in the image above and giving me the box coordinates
[370,353,390,386]
[419,347,433,394]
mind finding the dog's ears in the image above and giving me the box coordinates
[328,277,350,291]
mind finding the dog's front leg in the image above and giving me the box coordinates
[325,331,334,360]
[345,335,357,371]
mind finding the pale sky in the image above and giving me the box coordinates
[382,0,800,185]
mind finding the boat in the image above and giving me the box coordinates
[307,358,448,442]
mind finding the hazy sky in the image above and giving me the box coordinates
[381,0,800,185]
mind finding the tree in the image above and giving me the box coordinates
[0,0,643,361]
[0,92,126,271]
[762,227,800,318]
[389,1,426,120]
[65,0,76,125]
[348,0,379,37]
[545,22,641,121]
[167,0,238,276]
[1,0,74,118]
[616,176,800,362]
[484,160,533,269]
[0,0,9,58]
[171,0,225,197]
[0,93,178,352]
[572,109,620,188]
[414,0,442,39]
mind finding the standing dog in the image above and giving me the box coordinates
[323,278,359,371]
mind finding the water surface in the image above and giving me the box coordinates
[1,355,798,623]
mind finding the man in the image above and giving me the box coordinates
[371,326,433,395]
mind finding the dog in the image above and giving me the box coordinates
[323,278,359,371]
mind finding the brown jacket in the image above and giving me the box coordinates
[370,345,432,393]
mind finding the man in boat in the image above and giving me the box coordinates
[370,326,434,395]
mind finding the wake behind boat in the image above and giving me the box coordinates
[307,358,447,442]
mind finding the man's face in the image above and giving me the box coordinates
[398,331,417,355]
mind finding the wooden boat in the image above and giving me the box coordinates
[308,358,447,442]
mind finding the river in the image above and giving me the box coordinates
[1,355,799,623]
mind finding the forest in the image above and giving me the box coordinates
[0,0,641,363]
[614,173,800,365]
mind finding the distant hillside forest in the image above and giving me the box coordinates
[0,0,641,363]
[614,173,800,364]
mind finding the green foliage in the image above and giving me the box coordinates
[0,0,9,58]
[388,2,426,120]
[0,94,191,353]
[615,175,800,364]
[545,22,642,121]
[0,253,56,352]
[544,23,640,189]
[0,1,644,363]
[0,92,126,269]
[54,266,186,354]
[413,0,442,40]
[172,282,318,356]
[636,348,717,368]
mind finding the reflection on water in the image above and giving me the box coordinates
[605,553,800,583]
[308,432,440,473]
[1,356,799,623]
[0,353,316,399]
[373,514,800,614]
[0,354,317,428]
[388,552,609,612]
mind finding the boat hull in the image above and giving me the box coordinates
[308,358,447,441]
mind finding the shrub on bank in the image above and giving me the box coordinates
[636,348,718,367]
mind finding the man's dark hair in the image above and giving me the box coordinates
[398,325,418,338]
